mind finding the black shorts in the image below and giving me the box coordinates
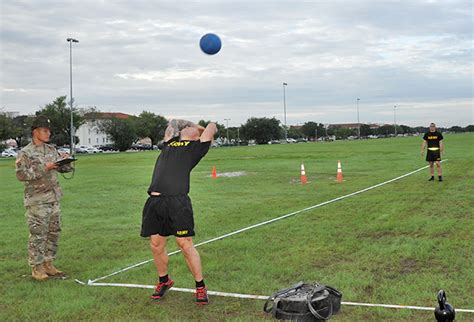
[141,195,195,238]
[426,149,441,162]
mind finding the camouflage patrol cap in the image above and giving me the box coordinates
[31,115,51,130]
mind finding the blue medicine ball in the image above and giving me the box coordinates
[200,33,222,55]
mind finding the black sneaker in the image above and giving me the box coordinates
[428,177,435,181]
[151,278,174,300]
[439,177,443,182]
[195,287,209,305]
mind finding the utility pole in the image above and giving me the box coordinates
[237,128,240,146]
[283,82,288,141]
[357,98,361,139]
[394,105,397,136]
[224,118,231,144]
[67,37,79,155]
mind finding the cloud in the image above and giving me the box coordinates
[1,0,472,126]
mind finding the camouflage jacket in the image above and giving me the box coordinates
[16,142,73,206]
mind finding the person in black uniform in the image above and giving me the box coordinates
[141,119,217,305]
[421,123,444,181]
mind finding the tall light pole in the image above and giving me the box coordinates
[394,105,397,137]
[283,82,288,141]
[67,37,79,155]
[356,98,361,139]
[224,118,230,143]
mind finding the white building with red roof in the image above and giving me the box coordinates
[76,112,131,146]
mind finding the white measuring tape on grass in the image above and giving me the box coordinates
[75,281,474,313]
[87,162,445,284]
[76,160,474,314]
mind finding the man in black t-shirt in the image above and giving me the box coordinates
[421,122,444,181]
[141,119,216,305]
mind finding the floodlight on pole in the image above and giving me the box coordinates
[394,105,397,136]
[357,98,361,139]
[67,37,79,155]
[224,118,231,143]
[237,128,240,146]
[283,82,288,141]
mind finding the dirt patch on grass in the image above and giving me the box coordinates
[212,171,247,178]
[400,258,419,275]
[288,177,314,184]
[358,230,399,239]
[363,284,375,296]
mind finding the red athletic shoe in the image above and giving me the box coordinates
[151,279,174,300]
[195,286,209,305]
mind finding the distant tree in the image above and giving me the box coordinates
[375,125,393,136]
[0,114,34,147]
[135,111,168,145]
[100,117,138,151]
[448,126,464,133]
[0,114,15,140]
[198,120,225,136]
[358,124,371,137]
[36,96,84,146]
[12,115,34,147]
[301,122,325,139]
[288,126,303,139]
[240,117,281,144]
[465,125,474,132]
[197,120,208,127]
[226,127,245,143]
[326,126,336,136]
[334,127,353,140]
[399,125,413,134]
[413,126,427,134]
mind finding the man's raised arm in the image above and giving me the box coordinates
[200,122,217,142]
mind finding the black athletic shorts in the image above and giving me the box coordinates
[140,195,195,238]
[426,149,441,162]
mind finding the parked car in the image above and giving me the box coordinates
[131,144,153,151]
[268,140,281,145]
[75,146,88,154]
[85,146,102,154]
[2,148,18,157]
[98,145,116,152]
[57,147,71,154]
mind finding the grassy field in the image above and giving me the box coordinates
[1,133,473,321]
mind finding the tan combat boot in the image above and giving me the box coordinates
[43,261,64,277]
[32,264,48,281]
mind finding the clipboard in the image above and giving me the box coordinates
[55,157,77,167]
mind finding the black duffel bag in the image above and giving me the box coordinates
[263,282,342,321]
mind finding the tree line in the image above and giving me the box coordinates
[1,96,473,150]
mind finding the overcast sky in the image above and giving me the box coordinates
[1,0,472,127]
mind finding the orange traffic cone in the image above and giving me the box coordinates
[336,160,343,182]
[300,163,307,184]
[211,166,217,179]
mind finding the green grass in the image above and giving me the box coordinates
[1,134,473,321]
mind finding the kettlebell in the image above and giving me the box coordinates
[434,290,455,321]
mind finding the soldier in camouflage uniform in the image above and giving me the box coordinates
[15,116,74,280]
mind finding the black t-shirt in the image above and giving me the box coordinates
[148,137,211,196]
[423,131,443,149]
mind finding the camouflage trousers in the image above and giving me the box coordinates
[26,202,61,267]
